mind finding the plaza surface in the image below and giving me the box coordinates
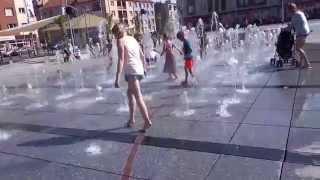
[1,23,320,179]
[0,54,319,180]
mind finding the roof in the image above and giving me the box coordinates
[0,15,61,36]
[43,14,107,31]
[0,36,15,42]
[42,0,94,8]
[126,0,153,3]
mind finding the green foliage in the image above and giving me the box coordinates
[54,16,67,32]
[105,14,114,40]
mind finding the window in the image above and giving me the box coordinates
[254,0,266,5]
[221,0,226,10]
[237,0,266,7]
[118,11,125,18]
[112,11,115,16]
[117,1,121,7]
[130,11,133,15]
[22,22,27,25]
[169,5,172,10]
[7,24,17,29]
[4,8,14,16]
[130,19,134,24]
[215,0,220,11]
[238,0,250,7]
[187,0,195,15]
[207,0,213,12]
[18,8,25,14]
[28,10,34,17]
[111,1,114,6]
[174,6,177,11]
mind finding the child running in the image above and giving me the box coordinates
[177,31,195,86]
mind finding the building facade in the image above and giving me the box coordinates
[35,0,104,19]
[0,0,18,31]
[0,0,36,31]
[177,0,320,28]
[104,0,156,32]
[14,0,37,26]
[34,0,156,32]
[154,0,177,34]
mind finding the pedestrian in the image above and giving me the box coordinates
[63,41,71,63]
[151,32,158,48]
[288,3,312,69]
[106,37,113,72]
[112,23,152,132]
[200,32,209,59]
[177,31,195,86]
[161,33,178,80]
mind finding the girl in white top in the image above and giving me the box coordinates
[288,3,312,69]
[112,23,152,132]
[122,35,145,76]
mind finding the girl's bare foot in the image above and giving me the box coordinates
[126,121,135,128]
[140,121,152,133]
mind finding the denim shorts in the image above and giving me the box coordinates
[125,74,144,82]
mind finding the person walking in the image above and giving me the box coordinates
[112,23,152,132]
[161,34,178,80]
[288,3,312,69]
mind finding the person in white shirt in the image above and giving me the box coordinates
[112,23,152,132]
[288,3,312,69]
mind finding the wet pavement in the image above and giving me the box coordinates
[0,58,319,180]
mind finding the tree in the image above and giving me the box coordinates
[105,14,114,41]
[163,14,177,38]
[54,15,68,39]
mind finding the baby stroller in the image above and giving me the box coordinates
[270,28,296,67]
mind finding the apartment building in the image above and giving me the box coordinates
[0,0,36,30]
[177,0,320,27]
[104,0,156,32]
[15,0,37,26]
[0,0,18,31]
[154,0,177,34]
[35,0,104,19]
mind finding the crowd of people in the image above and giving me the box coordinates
[109,2,313,132]
[111,21,199,132]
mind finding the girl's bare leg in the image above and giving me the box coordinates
[127,88,136,127]
[128,78,152,130]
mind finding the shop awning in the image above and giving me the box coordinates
[0,15,61,36]
[0,36,15,42]
[44,14,107,31]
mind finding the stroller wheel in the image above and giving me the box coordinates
[270,58,276,66]
[276,60,283,67]
[284,59,289,63]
